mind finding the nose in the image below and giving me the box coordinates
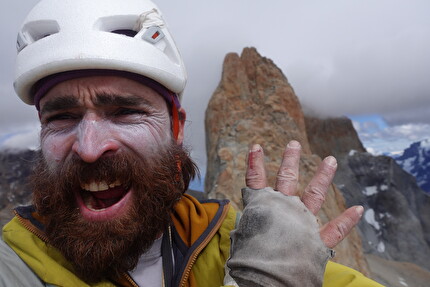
[72,118,120,163]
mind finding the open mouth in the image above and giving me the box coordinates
[81,180,128,210]
[76,180,132,221]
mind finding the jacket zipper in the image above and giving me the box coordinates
[178,203,231,286]
[13,210,50,243]
[122,272,139,287]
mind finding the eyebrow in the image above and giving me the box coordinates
[94,93,150,107]
[40,96,79,115]
[40,93,152,115]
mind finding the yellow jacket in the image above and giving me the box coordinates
[1,194,382,286]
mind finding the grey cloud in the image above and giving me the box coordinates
[384,106,430,126]
[355,121,430,154]
[2,0,430,169]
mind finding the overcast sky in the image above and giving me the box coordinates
[1,1,430,179]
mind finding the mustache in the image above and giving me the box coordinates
[60,153,135,188]
[32,142,199,217]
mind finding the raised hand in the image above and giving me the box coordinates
[245,140,364,249]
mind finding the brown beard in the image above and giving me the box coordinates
[30,142,197,283]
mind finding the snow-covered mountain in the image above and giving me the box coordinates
[394,138,430,193]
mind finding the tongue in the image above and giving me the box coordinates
[93,197,120,209]
[89,186,128,209]
[91,186,126,200]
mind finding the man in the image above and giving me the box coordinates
[0,0,382,286]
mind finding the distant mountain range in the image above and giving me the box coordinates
[394,138,430,193]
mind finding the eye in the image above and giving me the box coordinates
[42,113,79,130]
[111,108,150,124]
[114,108,146,116]
[46,113,76,122]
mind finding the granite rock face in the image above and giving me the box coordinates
[304,116,366,159]
[336,152,430,270]
[305,116,430,271]
[205,47,310,206]
[205,47,369,274]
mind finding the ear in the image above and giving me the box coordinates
[175,108,186,145]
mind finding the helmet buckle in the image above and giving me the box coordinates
[143,26,165,44]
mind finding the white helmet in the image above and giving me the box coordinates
[14,0,187,105]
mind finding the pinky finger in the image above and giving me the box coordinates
[319,206,364,249]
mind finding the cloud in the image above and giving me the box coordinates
[2,0,430,171]
[383,105,430,126]
[0,0,40,131]
[353,120,430,155]
[0,123,40,152]
[293,27,430,122]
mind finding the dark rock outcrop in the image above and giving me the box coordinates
[335,152,430,269]
[304,116,366,159]
[305,116,430,271]
[0,149,36,228]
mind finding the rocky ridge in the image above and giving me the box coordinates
[304,116,366,159]
[0,149,36,228]
[205,47,368,275]
[305,117,430,270]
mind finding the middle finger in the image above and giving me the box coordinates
[275,140,301,196]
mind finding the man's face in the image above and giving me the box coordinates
[32,75,194,282]
[39,76,176,221]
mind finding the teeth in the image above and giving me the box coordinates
[88,182,98,191]
[98,182,109,190]
[82,180,121,192]
[109,180,121,188]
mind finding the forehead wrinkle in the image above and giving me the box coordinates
[94,92,153,107]
[40,96,79,115]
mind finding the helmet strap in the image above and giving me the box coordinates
[171,93,180,141]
